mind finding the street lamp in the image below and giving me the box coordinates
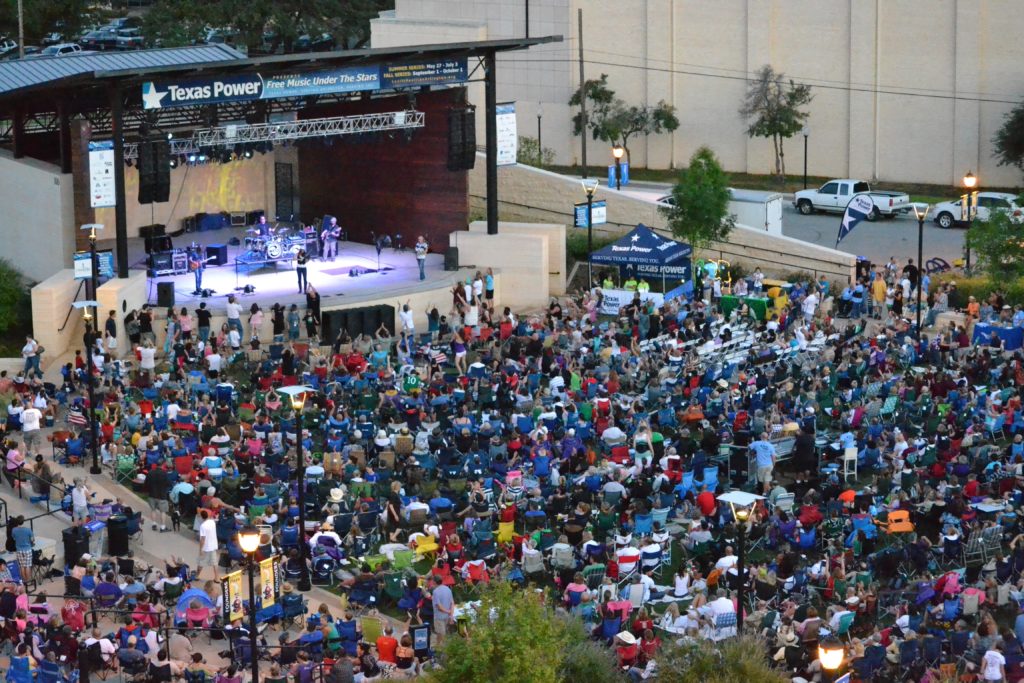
[237,524,261,683]
[801,126,810,190]
[536,103,543,163]
[278,385,313,591]
[72,301,102,475]
[716,491,764,634]
[581,178,600,287]
[612,144,625,191]
[818,636,846,683]
[912,204,929,332]
[963,171,978,273]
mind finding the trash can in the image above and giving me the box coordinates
[62,526,90,569]
[106,515,129,557]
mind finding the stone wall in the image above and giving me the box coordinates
[468,157,856,283]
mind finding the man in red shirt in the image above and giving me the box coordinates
[696,486,717,518]
[375,625,398,665]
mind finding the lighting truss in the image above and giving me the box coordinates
[122,110,424,160]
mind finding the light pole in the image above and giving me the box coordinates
[801,126,810,190]
[818,637,846,683]
[717,491,763,634]
[72,301,102,476]
[237,525,262,683]
[536,103,543,164]
[963,171,978,273]
[912,204,929,333]
[612,144,624,191]
[279,385,312,591]
[581,178,599,287]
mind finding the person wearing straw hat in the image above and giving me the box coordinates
[309,522,341,550]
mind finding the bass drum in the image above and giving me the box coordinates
[288,244,303,256]
[265,240,284,259]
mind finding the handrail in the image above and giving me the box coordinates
[57,279,88,333]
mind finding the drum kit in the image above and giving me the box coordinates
[244,222,307,260]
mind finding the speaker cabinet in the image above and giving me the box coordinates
[206,244,228,266]
[447,107,477,171]
[444,247,459,271]
[139,223,165,239]
[153,140,170,203]
[144,235,173,255]
[156,281,175,308]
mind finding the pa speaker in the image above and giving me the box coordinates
[139,223,165,239]
[153,139,170,203]
[144,235,173,255]
[138,140,156,205]
[447,107,477,171]
[206,244,228,266]
[157,281,175,308]
[444,247,459,271]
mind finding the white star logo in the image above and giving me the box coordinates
[631,234,640,242]
[142,82,167,110]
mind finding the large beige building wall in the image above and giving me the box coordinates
[373,0,1024,187]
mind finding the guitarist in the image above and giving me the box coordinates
[188,246,206,295]
[321,216,341,262]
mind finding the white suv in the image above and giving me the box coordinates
[932,191,1023,228]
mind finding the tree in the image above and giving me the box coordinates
[661,146,735,250]
[993,99,1024,177]
[426,583,613,683]
[141,0,392,52]
[0,259,32,338]
[739,64,813,179]
[653,635,789,683]
[964,195,1024,283]
[570,73,679,164]
[517,136,555,167]
[0,0,92,46]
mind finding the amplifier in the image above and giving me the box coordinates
[149,250,174,276]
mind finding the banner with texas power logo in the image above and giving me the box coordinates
[259,557,279,609]
[222,570,244,623]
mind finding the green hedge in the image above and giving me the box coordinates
[931,273,1024,310]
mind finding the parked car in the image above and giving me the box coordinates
[294,32,336,52]
[0,37,17,55]
[932,191,1023,229]
[107,16,143,31]
[81,28,119,51]
[793,179,910,220]
[41,32,64,46]
[115,28,145,49]
[199,27,239,46]
[25,43,84,58]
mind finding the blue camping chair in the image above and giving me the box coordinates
[5,656,33,683]
[599,616,622,645]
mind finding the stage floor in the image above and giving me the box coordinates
[98,227,462,315]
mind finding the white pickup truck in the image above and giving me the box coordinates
[793,179,910,221]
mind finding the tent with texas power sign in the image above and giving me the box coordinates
[590,223,693,287]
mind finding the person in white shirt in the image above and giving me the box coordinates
[71,478,91,522]
[714,547,739,572]
[206,350,222,377]
[139,342,156,372]
[981,643,1006,682]
[225,297,243,336]
[197,510,220,580]
[703,589,736,618]
[227,328,241,351]
[83,628,117,663]
[165,402,181,422]
[20,406,41,451]
[309,523,342,549]
[601,422,626,445]
[802,292,819,321]
[404,499,429,520]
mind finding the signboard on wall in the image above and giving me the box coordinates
[496,102,517,166]
[142,58,469,110]
[88,141,116,208]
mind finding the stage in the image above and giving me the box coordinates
[97,226,465,316]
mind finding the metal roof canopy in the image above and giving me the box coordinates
[0,37,560,109]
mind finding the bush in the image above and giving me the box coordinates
[654,635,788,683]
[0,259,33,353]
[517,136,556,167]
[566,232,618,262]
[930,272,1024,311]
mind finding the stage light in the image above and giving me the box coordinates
[169,159,177,168]
[188,154,197,164]
[198,154,207,162]
[167,132,173,140]
[244,150,253,158]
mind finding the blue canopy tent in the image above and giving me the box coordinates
[590,223,693,293]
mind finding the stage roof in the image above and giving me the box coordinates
[0,44,246,98]
[0,36,560,105]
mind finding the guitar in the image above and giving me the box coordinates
[189,255,217,271]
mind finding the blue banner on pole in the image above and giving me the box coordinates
[836,194,875,246]
[574,201,607,228]
[621,162,629,186]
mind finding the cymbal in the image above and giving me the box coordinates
[246,228,260,234]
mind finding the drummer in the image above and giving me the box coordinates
[255,214,271,237]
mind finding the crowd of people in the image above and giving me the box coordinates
[2,251,1024,682]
